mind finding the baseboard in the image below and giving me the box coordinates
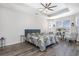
[3,41,21,47]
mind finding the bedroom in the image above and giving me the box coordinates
[0,3,79,56]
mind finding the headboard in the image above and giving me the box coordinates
[25,29,41,37]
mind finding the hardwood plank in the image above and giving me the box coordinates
[0,40,79,56]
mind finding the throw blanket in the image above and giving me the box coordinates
[26,33,57,51]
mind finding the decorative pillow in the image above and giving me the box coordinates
[36,33,40,35]
[31,33,36,36]
[27,33,31,38]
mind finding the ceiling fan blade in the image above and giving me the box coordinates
[45,3,48,7]
[49,5,57,8]
[47,3,51,7]
[48,8,53,11]
[45,3,51,8]
[41,3,47,8]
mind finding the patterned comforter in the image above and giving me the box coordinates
[26,33,58,51]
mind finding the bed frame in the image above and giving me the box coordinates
[24,29,57,51]
[25,29,41,37]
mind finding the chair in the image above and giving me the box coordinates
[64,31,78,42]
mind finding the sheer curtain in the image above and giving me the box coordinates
[76,16,79,41]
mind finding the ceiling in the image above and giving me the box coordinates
[26,3,79,19]
[27,3,68,16]
[0,3,79,19]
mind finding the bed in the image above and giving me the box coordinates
[25,29,57,51]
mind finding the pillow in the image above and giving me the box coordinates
[27,33,31,38]
[36,33,40,35]
[31,33,36,36]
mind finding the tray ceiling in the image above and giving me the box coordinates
[27,3,69,17]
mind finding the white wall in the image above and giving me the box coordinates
[0,4,48,46]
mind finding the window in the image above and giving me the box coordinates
[48,21,56,32]
[56,20,63,28]
[76,16,79,33]
[63,20,71,29]
[48,22,53,29]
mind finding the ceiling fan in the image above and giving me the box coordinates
[40,3,57,11]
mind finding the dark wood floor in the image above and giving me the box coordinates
[0,40,79,56]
